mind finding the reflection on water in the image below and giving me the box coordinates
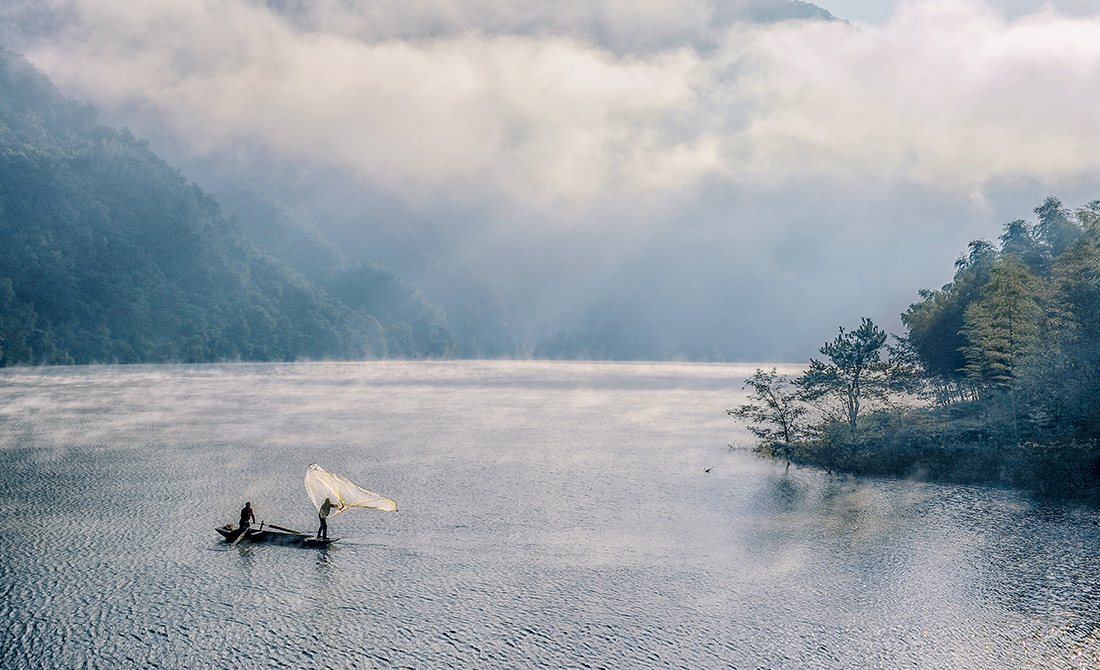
[1,361,1099,669]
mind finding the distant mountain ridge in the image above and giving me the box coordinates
[0,49,457,365]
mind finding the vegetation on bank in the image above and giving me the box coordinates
[731,197,1100,498]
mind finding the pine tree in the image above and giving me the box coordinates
[960,255,1043,392]
[796,318,893,431]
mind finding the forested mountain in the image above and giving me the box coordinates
[0,49,457,365]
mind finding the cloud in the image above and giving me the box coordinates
[4,0,1100,358]
[13,0,726,210]
[733,1,1100,192]
[10,0,1100,214]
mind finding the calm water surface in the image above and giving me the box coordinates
[1,361,1099,669]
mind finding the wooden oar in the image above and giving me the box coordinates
[265,523,305,534]
[228,524,249,548]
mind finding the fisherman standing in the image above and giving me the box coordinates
[317,497,336,540]
[239,501,256,533]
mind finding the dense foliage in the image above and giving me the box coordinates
[733,197,1100,497]
[0,49,461,365]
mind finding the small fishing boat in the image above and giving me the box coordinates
[215,522,337,547]
[217,464,396,548]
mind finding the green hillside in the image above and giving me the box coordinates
[0,49,452,365]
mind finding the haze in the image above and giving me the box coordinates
[2,0,1099,360]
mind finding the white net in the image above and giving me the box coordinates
[305,463,397,515]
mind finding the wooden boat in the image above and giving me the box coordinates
[216,465,393,549]
[215,522,338,547]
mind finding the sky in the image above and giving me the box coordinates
[818,0,1100,23]
[2,0,1100,360]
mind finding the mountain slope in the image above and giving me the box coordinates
[0,49,450,365]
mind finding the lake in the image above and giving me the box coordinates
[1,360,1099,669]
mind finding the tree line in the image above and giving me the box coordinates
[731,197,1100,497]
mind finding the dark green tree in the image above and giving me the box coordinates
[1035,196,1082,257]
[728,368,809,462]
[960,255,1043,392]
[1040,226,1100,427]
[999,218,1049,276]
[796,318,894,432]
[901,239,998,403]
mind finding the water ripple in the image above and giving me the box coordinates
[1,362,1099,669]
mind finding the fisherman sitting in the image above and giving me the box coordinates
[317,497,336,540]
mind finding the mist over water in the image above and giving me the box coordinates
[1,361,1099,668]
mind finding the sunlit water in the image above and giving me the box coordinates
[1,361,1099,669]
